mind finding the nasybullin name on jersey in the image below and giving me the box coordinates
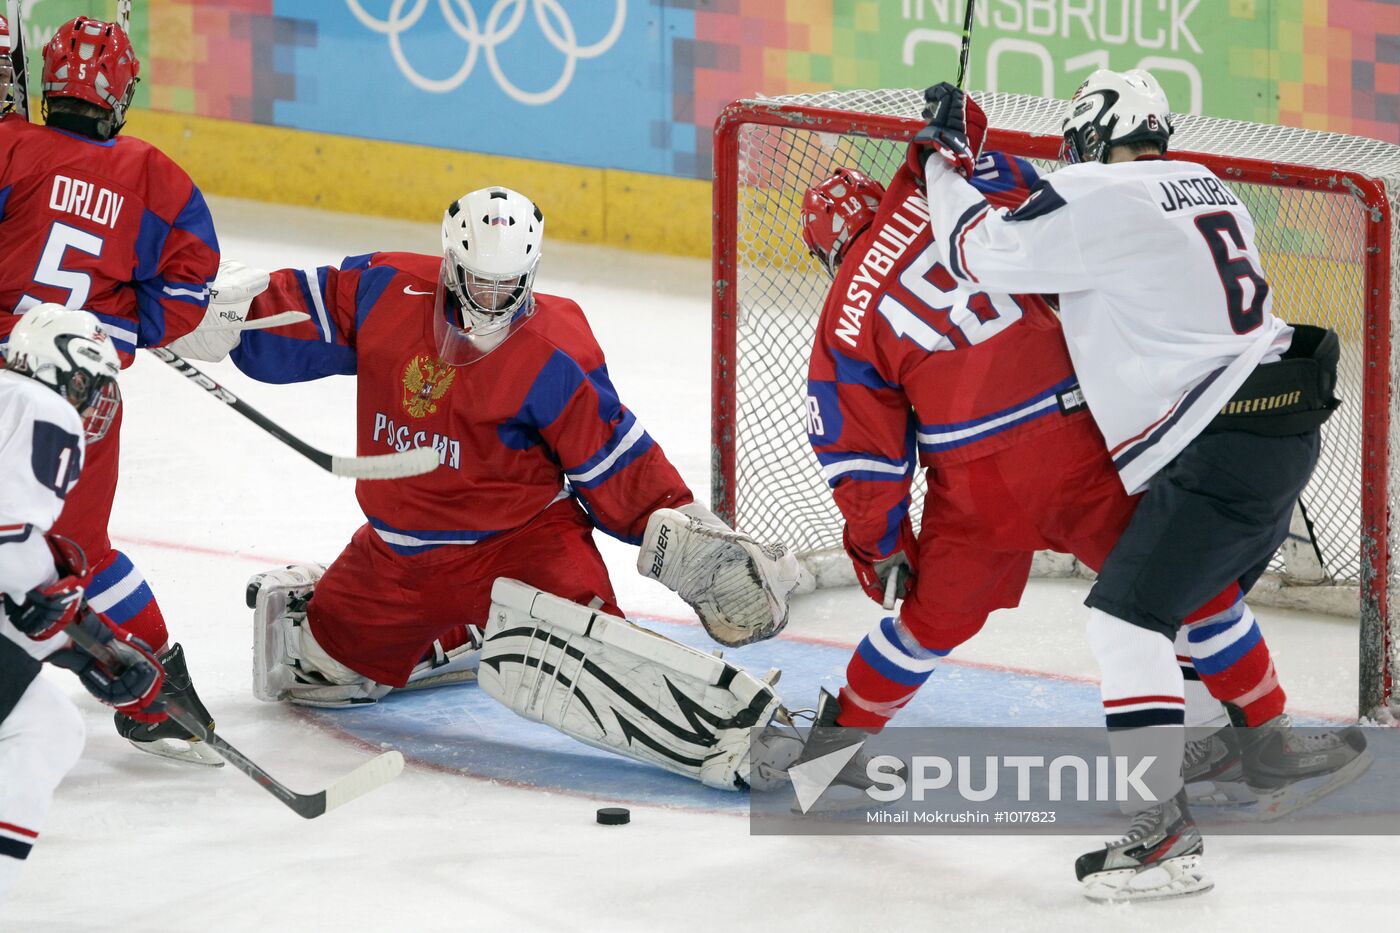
[864,754,1158,805]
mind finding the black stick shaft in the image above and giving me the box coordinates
[6,0,29,120]
[956,0,977,90]
[63,619,330,818]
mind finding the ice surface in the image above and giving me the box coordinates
[6,197,1393,932]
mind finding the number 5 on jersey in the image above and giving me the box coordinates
[16,221,105,313]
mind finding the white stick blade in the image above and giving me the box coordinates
[323,750,405,814]
[204,310,311,332]
[331,446,441,479]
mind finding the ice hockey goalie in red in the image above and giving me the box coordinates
[230,187,797,703]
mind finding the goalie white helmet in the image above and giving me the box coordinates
[435,186,544,365]
[4,303,120,441]
[1061,68,1174,164]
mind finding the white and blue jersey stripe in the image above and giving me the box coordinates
[917,377,1080,455]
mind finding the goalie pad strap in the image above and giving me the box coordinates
[479,578,781,789]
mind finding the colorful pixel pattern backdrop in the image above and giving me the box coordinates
[14,0,1399,179]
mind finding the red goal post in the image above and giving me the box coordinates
[710,89,1400,717]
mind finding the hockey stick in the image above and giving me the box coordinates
[63,619,405,818]
[5,0,29,120]
[146,346,441,480]
[116,0,132,32]
[955,0,977,90]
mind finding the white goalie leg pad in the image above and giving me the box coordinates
[479,578,784,790]
[249,564,385,707]
[251,566,483,707]
[637,502,800,647]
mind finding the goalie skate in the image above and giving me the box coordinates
[1076,790,1214,903]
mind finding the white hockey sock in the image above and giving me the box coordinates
[1086,608,1186,812]
[0,679,85,909]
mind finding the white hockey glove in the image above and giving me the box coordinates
[166,260,270,362]
[637,502,800,647]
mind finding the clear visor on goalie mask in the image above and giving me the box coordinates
[433,258,536,366]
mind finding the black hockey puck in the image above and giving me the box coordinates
[596,807,630,826]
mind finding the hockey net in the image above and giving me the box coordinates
[711,89,1400,716]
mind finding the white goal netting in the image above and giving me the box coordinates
[712,89,1400,714]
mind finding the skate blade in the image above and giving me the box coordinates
[1081,854,1213,903]
[127,736,225,768]
[1249,746,1375,821]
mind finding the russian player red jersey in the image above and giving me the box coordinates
[0,115,219,364]
[232,252,694,554]
[807,153,1090,562]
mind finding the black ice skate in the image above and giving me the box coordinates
[759,689,903,812]
[1238,713,1371,820]
[1075,788,1213,903]
[1183,726,1255,806]
[114,642,223,767]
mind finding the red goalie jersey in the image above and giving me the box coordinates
[232,252,693,552]
[807,153,1092,565]
[0,116,218,361]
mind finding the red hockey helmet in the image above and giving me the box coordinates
[41,16,140,131]
[802,168,887,277]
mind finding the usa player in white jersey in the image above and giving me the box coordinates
[0,306,165,908]
[909,71,1364,900]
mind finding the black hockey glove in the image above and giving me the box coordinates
[48,610,168,724]
[3,578,85,641]
[910,82,976,179]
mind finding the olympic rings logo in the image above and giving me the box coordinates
[345,0,626,106]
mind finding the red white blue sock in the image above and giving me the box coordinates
[1183,589,1284,727]
[837,615,949,730]
[85,549,169,651]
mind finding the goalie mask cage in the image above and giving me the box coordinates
[711,90,1400,718]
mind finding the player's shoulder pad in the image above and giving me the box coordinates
[519,293,605,368]
[354,251,441,285]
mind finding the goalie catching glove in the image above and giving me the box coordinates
[637,502,799,647]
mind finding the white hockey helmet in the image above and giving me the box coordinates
[4,303,121,441]
[1061,68,1174,164]
[435,186,544,365]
